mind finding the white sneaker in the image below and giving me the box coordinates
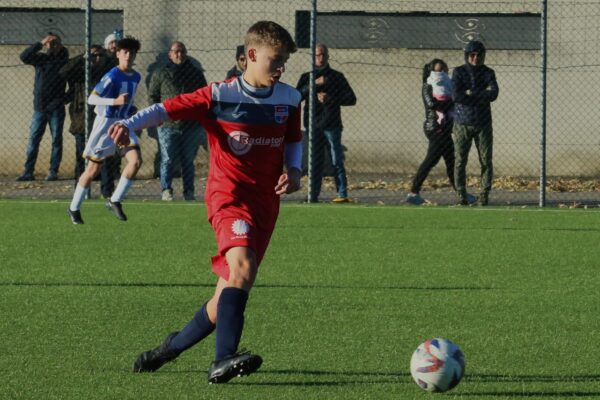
[162,189,173,201]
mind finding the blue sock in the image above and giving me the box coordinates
[170,303,215,354]
[215,287,249,361]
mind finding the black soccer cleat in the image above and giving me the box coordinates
[207,351,263,384]
[105,200,127,221]
[67,208,84,225]
[132,331,180,373]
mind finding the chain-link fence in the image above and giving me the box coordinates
[0,0,598,206]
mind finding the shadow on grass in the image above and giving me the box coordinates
[291,225,600,233]
[263,368,410,378]
[147,368,600,394]
[0,281,215,288]
[468,373,600,383]
[0,281,492,291]
[126,371,400,387]
[230,368,409,387]
[260,370,600,381]
[237,370,600,393]
[464,373,600,396]
[462,392,600,397]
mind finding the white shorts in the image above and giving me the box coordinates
[83,116,140,162]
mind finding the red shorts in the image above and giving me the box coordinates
[210,211,276,281]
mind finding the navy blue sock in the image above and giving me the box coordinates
[170,303,216,354]
[215,287,249,361]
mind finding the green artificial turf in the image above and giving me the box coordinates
[1,200,600,399]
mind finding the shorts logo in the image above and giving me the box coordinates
[231,219,250,236]
[274,105,289,124]
[228,131,252,155]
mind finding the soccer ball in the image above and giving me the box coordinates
[410,338,465,392]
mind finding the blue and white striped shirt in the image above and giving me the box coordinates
[93,66,141,119]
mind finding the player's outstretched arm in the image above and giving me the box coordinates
[109,103,171,145]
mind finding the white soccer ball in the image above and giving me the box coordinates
[410,338,465,392]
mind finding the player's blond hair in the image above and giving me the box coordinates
[245,21,297,54]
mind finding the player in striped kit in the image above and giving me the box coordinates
[67,37,142,224]
[109,21,302,383]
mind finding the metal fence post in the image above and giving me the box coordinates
[307,0,317,203]
[84,0,92,198]
[539,0,548,207]
[84,0,92,143]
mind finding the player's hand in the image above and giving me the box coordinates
[317,92,327,103]
[108,123,131,147]
[315,76,325,85]
[275,168,302,195]
[113,93,129,106]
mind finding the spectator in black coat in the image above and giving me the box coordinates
[407,59,460,205]
[452,41,499,206]
[17,33,69,181]
[296,43,356,203]
[59,45,108,181]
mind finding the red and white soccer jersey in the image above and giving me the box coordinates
[163,77,302,279]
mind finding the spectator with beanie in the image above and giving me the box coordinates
[452,41,499,206]
[104,33,118,56]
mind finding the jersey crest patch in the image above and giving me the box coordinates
[274,105,289,124]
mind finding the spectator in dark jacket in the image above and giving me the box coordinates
[296,43,356,203]
[148,40,208,201]
[407,59,460,205]
[59,45,108,181]
[452,40,499,206]
[225,45,246,80]
[17,33,69,181]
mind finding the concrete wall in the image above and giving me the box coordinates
[0,0,598,178]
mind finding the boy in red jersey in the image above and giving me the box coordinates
[108,21,302,384]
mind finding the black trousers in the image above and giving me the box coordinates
[74,133,86,180]
[100,156,121,198]
[411,132,455,193]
